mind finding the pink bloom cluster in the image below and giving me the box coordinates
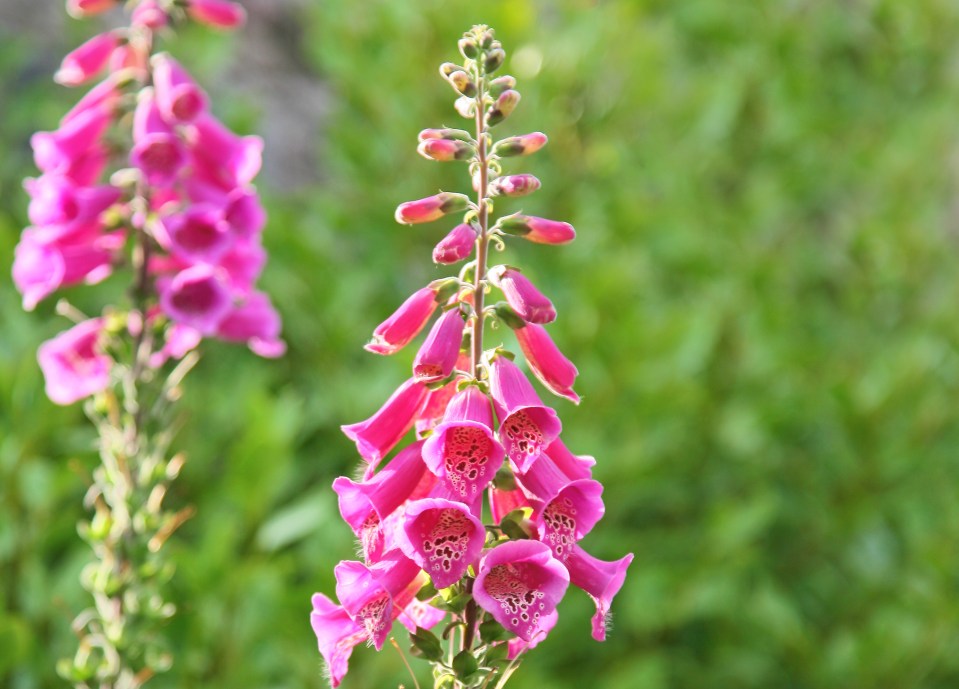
[14,0,283,405]
[311,26,631,687]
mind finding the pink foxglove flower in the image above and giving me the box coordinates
[514,322,580,403]
[422,386,506,502]
[489,266,556,324]
[55,31,120,87]
[131,89,187,185]
[535,479,605,562]
[432,222,476,264]
[37,318,112,405]
[32,107,111,174]
[412,307,466,382]
[157,265,232,334]
[365,284,442,355]
[499,214,576,245]
[473,540,570,642]
[341,378,431,467]
[152,53,208,122]
[66,0,119,18]
[394,192,470,225]
[216,292,286,358]
[491,173,541,197]
[395,497,485,589]
[185,0,247,29]
[563,547,634,642]
[488,355,562,472]
[491,131,548,157]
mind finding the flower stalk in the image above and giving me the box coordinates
[313,25,632,689]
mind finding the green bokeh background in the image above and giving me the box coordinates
[4,0,959,687]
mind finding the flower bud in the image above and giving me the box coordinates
[486,90,521,127]
[417,139,474,162]
[458,37,479,59]
[492,132,548,157]
[413,308,466,382]
[489,75,516,98]
[479,30,495,50]
[185,0,246,29]
[439,62,461,78]
[433,223,477,264]
[66,0,119,17]
[489,266,556,324]
[498,215,575,245]
[447,70,477,98]
[394,192,470,225]
[491,174,540,197]
[485,48,506,74]
[131,0,168,28]
[515,323,580,403]
[418,128,472,142]
[55,31,120,87]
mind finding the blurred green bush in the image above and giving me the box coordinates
[3,1,959,688]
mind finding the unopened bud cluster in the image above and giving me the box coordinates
[311,25,631,689]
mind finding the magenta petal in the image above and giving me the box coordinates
[158,265,233,334]
[215,291,286,358]
[506,609,558,660]
[37,318,112,405]
[152,53,208,123]
[488,356,561,472]
[333,561,393,651]
[397,598,446,632]
[489,485,531,524]
[365,286,439,356]
[422,388,505,501]
[333,440,430,533]
[515,323,580,404]
[310,594,366,688]
[491,267,556,324]
[412,307,465,382]
[516,440,594,503]
[341,378,430,467]
[564,546,634,642]
[396,498,485,589]
[536,479,604,562]
[473,540,569,642]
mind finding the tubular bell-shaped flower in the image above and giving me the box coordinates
[473,540,570,642]
[422,385,506,502]
[412,307,466,382]
[396,497,485,589]
[37,318,112,405]
[365,284,443,355]
[514,322,580,403]
[341,378,431,467]
[488,355,561,473]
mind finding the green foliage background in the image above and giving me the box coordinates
[4,0,959,687]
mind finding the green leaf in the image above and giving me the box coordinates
[453,649,479,679]
[409,626,443,662]
[478,619,514,643]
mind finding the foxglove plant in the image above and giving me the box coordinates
[13,1,283,686]
[311,25,632,689]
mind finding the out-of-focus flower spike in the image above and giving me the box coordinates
[486,89,521,127]
[32,107,111,174]
[131,89,188,185]
[185,0,246,29]
[489,266,556,324]
[157,264,233,335]
[491,132,548,158]
[412,307,466,382]
[395,192,470,225]
[498,214,576,245]
[55,31,121,87]
[433,223,477,265]
[490,174,541,198]
[37,318,112,405]
[473,540,570,642]
[514,322,580,403]
[341,378,431,467]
